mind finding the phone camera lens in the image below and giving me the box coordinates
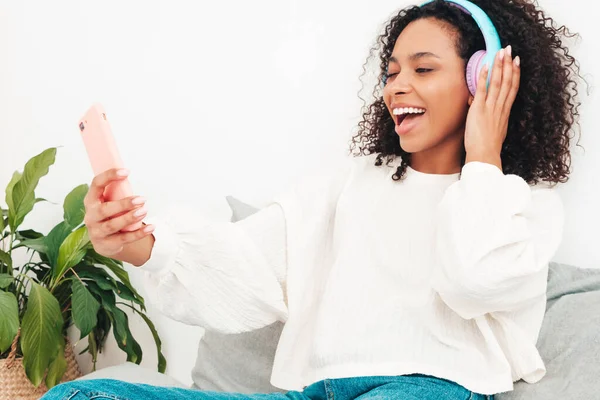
[79,122,85,131]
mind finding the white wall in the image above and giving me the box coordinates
[1,0,597,386]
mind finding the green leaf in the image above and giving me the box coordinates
[86,249,142,301]
[45,221,73,267]
[71,278,100,339]
[29,263,51,284]
[131,335,143,366]
[86,281,116,308]
[51,281,72,325]
[5,170,22,230]
[45,336,66,389]
[115,281,145,311]
[17,229,44,239]
[14,229,46,255]
[0,291,19,353]
[38,251,50,265]
[54,226,90,282]
[10,148,57,231]
[84,274,115,292]
[86,282,139,362]
[88,330,98,369]
[77,265,118,292]
[92,307,112,351]
[15,236,48,254]
[107,306,141,364]
[0,250,13,274]
[105,312,128,350]
[133,307,166,372]
[63,184,88,228]
[0,273,14,289]
[21,282,64,387]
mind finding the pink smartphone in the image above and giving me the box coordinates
[78,103,142,232]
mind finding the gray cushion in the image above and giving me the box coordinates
[192,322,285,394]
[191,196,285,394]
[225,195,262,222]
[497,262,600,399]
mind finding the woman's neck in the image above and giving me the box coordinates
[409,144,464,175]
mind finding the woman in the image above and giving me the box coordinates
[43,0,581,398]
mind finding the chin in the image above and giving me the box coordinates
[398,136,428,154]
[399,128,462,155]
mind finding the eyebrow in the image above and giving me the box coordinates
[389,52,441,64]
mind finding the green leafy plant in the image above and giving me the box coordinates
[0,147,166,389]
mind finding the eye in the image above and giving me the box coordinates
[416,68,433,73]
[385,72,398,79]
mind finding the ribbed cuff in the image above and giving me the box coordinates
[139,215,179,273]
[461,160,504,179]
[460,160,531,211]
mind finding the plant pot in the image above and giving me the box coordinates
[0,339,82,400]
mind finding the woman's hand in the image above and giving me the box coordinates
[83,168,155,258]
[464,45,521,167]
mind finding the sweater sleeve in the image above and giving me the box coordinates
[431,161,565,320]
[138,199,288,334]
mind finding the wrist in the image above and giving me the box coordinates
[115,234,155,267]
[465,150,502,171]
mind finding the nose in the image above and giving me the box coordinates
[386,72,413,95]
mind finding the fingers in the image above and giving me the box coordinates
[94,224,155,256]
[89,195,146,223]
[473,61,489,104]
[87,204,152,255]
[486,45,521,115]
[82,168,156,257]
[84,168,130,209]
[92,202,148,237]
[84,191,154,256]
[497,45,515,112]
[485,47,505,104]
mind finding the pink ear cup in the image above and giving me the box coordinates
[466,50,487,96]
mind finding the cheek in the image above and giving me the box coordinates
[422,77,470,129]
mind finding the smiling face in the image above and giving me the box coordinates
[383,17,472,173]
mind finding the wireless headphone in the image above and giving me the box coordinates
[383,0,502,96]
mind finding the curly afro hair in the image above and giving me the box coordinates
[349,0,582,185]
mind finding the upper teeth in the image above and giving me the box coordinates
[393,107,426,115]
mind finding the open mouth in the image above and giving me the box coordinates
[393,107,426,126]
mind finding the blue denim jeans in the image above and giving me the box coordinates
[41,374,494,400]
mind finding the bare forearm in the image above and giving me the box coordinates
[112,233,155,267]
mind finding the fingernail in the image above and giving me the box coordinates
[506,45,512,57]
[143,225,155,233]
[514,56,520,67]
[498,49,505,60]
[117,169,130,176]
[134,206,147,217]
[131,196,146,205]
